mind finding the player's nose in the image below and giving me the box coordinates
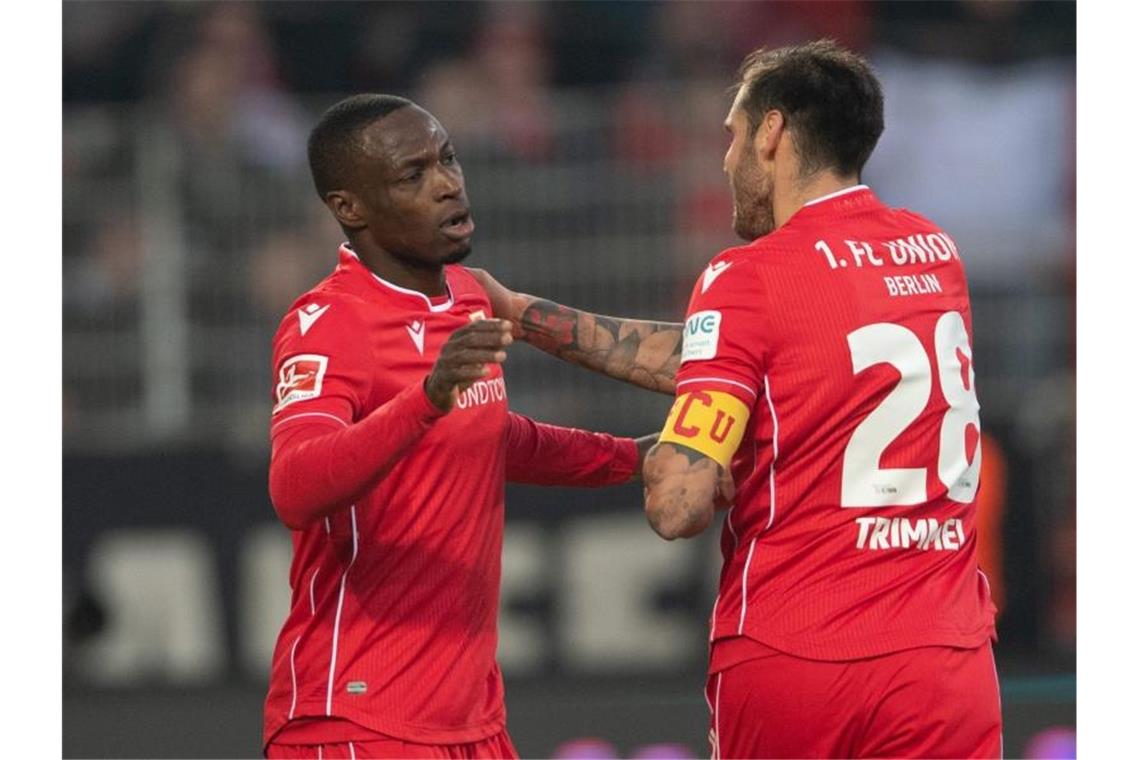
[433,166,463,201]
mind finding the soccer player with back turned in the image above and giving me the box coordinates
[477,41,1001,758]
[262,95,653,759]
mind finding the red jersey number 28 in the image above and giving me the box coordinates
[841,311,981,508]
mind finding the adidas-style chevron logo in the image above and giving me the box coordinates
[701,261,732,293]
[298,303,330,336]
[406,320,426,355]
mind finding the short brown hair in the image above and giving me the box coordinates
[735,40,884,178]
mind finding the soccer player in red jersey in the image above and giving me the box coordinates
[474,41,1002,758]
[263,95,653,759]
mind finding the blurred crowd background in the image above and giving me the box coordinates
[62,2,1076,758]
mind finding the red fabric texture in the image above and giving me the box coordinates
[269,381,445,530]
[677,187,996,661]
[263,248,636,750]
[706,641,1002,759]
[266,728,519,759]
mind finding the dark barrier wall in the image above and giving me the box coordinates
[63,452,1074,758]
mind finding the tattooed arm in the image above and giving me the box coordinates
[467,268,682,395]
[642,442,723,540]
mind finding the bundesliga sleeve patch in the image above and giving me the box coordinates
[273,354,329,413]
[659,390,751,468]
[681,310,722,363]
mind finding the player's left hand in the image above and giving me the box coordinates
[466,268,530,338]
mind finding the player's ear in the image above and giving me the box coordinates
[755,109,784,161]
[325,190,368,231]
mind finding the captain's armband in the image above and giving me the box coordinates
[658,390,751,468]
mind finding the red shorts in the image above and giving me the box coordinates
[706,638,1002,759]
[266,729,518,759]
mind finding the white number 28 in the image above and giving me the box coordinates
[841,311,981,507]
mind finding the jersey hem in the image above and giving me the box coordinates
[711,622,996,662]
[264,700,506,750]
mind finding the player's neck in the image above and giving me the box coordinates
[351,241,448,297]
[774,172,861,228]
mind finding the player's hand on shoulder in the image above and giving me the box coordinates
[466,268,529,338]
[425,319,513,412]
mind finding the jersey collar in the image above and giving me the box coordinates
[802,184,870,207]
[787,184,880,226]
[338,244,455,312]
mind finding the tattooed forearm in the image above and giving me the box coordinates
[518,298,682,395]
[643,442,719,540]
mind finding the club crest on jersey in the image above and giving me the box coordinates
[406,320,426,355]
[681,310,721,363]
[273,354,328,412]
[701,261,731,293]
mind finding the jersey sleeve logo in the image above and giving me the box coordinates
[297,304,330,336]
[274,354,329,412]
[681,310,722,363]
[701,261,732,293]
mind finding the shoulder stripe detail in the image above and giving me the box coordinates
[738,537,757,635]
[272,412,349,432]
[309,567,320,616]
[764,374,779,531]
[713,672,723,760]
[676,377,758,398]
[287,635,301,720]
[326,506,359,715]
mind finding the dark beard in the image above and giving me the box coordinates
[442,244,473,265]
[731,144,775,241]
[389,243,472,270]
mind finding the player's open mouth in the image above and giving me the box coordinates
[441,211,475,241]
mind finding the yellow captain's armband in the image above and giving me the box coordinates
[659,390,751,468]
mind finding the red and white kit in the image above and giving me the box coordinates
[674,187,1001,758]
[263,246,638,757]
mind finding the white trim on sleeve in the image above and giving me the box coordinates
[676,376,758,399]
[271,411,349,433]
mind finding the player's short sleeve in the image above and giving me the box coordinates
[674,254,768,407]
[269,296,374,434]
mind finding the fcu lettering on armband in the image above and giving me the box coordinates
[659,391,751,468]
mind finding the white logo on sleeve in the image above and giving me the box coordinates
[406,320,426,355]
[681,310,722,363]
[274,354,329,412]
[297,303,330,336]
[701,261,732,293]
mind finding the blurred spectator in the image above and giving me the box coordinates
[865,52,1074,286]
[872,0,1076,64]
[247,219,342,324]
[417,4,555,162]
[63,2,160,102]
[162,2,307,170]
[64,211,143,318]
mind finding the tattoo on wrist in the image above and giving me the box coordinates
[518,299,683,393]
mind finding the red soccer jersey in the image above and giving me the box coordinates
[675,186,997,661]
[263,246,637,748]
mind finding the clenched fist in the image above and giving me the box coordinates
[424,319,514,411]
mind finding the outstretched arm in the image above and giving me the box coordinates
[504,412,657,486]
[468,268,682,395]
